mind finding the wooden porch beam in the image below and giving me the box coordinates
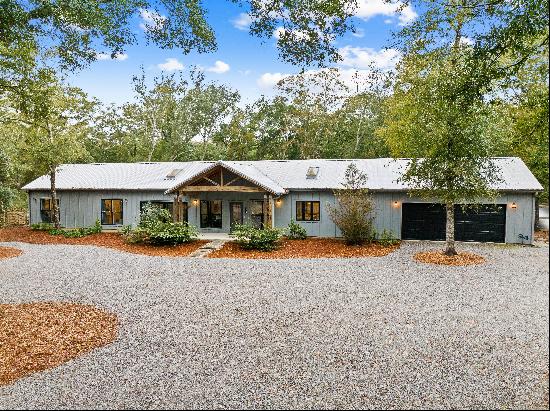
[179,186,265,192]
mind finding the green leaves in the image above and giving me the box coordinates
[327,164,376,245]
[232,224,283,251]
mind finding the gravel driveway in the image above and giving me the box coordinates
[1,241,548,409]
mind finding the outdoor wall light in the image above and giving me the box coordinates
[510,202,517,209]
[275,198,282,207]
[393,201,400,208]
[192,199,199,206]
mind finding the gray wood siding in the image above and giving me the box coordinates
[28,189,536,244]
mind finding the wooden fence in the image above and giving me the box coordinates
[0,210,28,227]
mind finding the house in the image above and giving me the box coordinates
[22,158,543,244]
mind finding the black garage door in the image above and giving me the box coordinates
[401,203,506,243]
[455,204,506,243]
[402,203,446,241]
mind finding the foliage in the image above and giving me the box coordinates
[30,222,54,231]
[0,149,15,213]
[121,203,198,245]
[46,220,102,238]
[232,224,283,251]
[139,203,172,228]
[285,219,307,240]
[326,164,375,245]
[0,0,358,89]
[144,221,198,245]
[376,229,399,247]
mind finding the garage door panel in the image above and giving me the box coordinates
[454,204,506,243]
[402,203,446,241]
[402,203,506,243]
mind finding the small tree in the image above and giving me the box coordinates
[5,73,95,228]
[327,163,375,245]
[0,149,15,217]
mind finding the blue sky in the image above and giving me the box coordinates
[66,0,417,106]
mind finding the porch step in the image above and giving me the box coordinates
[188,239,227,258]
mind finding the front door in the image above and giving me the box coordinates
[230,202,243,231]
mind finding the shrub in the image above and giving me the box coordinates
[30,222,54,231]
[139,203,172,228]
[377,229,399,246]
[47,219,102,238]
[122,204,198,245]
[285,219,307,240]
[146,221,198,245]
[233,224,283,251]
[326,163,375,245]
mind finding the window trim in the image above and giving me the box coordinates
[296,201,321,222]
[101,199,124,226]
[200,200,223,229]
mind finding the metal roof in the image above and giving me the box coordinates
[22,157,543,193]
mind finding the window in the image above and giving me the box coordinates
[139,201,174,215]
[101,199,123,225]
[296,201,320,222]
[40,198,59,223]
[249,200,264,229]
[200,200,222,228]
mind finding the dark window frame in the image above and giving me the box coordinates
[296,201,320,222]
[200,200,222,228]
[101,199,124,225]
[40,198,60,223]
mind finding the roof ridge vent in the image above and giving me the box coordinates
[306,166,319,179]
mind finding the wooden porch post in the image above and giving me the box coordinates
[265,194,273,228]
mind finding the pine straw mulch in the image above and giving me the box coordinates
[208,238,399,259]
[0,302,118,386]
[0,246,22,260]
[414,251,486,266]
[535,230,549,244]
[0,227,207,257]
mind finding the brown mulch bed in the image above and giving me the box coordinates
[0,227,207,257]
[208,238,399,259]
[0,246,22,260]
[535,230,549,244]
[0,302,118,386]
[414,251,486,266]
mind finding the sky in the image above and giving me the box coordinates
[66,0,417,107]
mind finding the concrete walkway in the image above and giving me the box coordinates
[188,239,227,258]
[197,233,234,241]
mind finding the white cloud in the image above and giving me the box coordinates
[338,46,400,70]
[206,60,230,74]
[139,8,167,31]
[352,28,365,38]
[96,52,128,61]
[384,18,393,24]
[257,72,290,89]
[354,0,417,26]
[239,69,252,76]
[460,36,474,46]
[157,58,184,71]
[232,13,252,30]
[273,26,310,41]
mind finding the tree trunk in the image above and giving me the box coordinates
[49,165,60,229]
[444,202,457,256]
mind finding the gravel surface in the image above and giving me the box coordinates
[0,241,548,409]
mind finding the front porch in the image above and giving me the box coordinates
[168,161,285,234]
